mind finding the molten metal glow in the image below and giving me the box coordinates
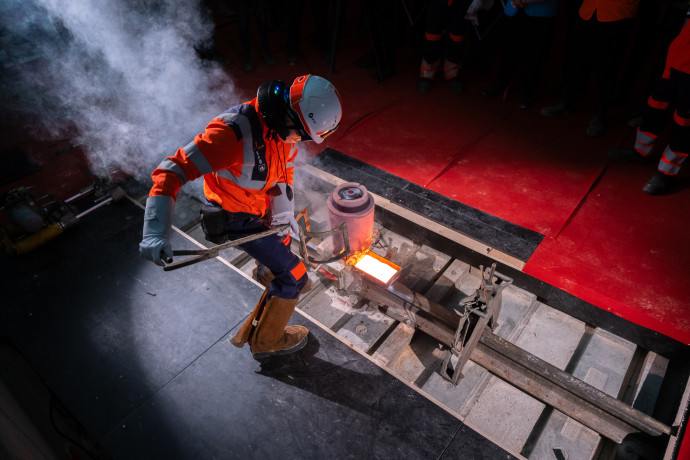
[353,252,400,285]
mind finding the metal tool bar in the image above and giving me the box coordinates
[75,197,113,219]
[363,280,460,326]
[377,300,456,347]
[472,340,637,444]
[164,225,288,271]
[64,185,96,203]
[479,332,672,438]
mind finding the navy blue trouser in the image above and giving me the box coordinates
[203,203,307,300]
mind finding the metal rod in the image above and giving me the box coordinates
[64,185,96,204]
[378,301,456,346]
[172,225,287,256]
[364,279,460,327]
[472,341,635,443]
[164,225,288,271]
[479,332,671,438]
[75,197,113,219]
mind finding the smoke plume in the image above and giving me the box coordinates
[1,0,236,181]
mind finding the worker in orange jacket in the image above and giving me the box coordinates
[609,7,690,195]
[139,75,343,359]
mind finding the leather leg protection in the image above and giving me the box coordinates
[249,296,308,359]
[230,287,269,348]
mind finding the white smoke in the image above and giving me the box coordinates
[1,0,236,181]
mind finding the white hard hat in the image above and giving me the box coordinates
[287,75,342,144]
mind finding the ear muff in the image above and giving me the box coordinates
[257,80,289,139]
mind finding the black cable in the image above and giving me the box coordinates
[49,395,101,460]
[0,337,103,459]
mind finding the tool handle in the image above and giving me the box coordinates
[163,253,214,271]
[198,224,288,253]
[163,224,289,271]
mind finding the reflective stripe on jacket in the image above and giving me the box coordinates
[150,98,296,216]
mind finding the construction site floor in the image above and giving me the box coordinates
[0,197,516,459]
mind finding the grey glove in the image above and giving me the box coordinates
[269,183,299,237]
[139,195,175,266]
[466,0,495,25]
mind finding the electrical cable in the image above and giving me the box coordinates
[0,337,102,459]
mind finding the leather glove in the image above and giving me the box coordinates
[269,183,299,237]
[139,195,175,266]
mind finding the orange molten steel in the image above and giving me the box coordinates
[353,251,400,286]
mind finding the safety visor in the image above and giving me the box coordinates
[289,75,312,137]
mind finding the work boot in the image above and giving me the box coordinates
[449,77,464,94]
[418,78,432,94]
[643,172,675,195]
[608,148,654,164]
[586,114,605,137]
[519,88,534,110]
[230,290,308,359]
[249,296,308,360]
[540,101,574,118]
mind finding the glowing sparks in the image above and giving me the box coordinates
[353,252,400,285]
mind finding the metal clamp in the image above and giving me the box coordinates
[440,263,513,384]
[295,208,350,265]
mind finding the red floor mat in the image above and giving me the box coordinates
[424,105,625,237]
[323,45,690,344]
[331,73,516,185]
[523,162,690,344]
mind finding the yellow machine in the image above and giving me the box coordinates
[0,180,124,254]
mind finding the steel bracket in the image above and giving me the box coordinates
[296,208,350,265]
[440,263,513,384]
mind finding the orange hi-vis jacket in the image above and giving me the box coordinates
[579,0,639,22]
[150,98,297,217]
[664,20,690,78]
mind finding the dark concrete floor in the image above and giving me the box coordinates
[0,197,516,459]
